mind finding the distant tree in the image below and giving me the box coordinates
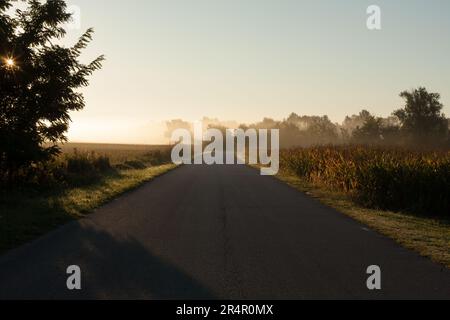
[342,110,373,135]
[393,87,448,147]
[279,121,303,148]
[0,0,104,184]
[284,113,340,146]
[349,110,402,146]
[256,118,279,129]
[304,116,339,145]
[352,115,383,144]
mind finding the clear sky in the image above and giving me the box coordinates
[59,0,450,144]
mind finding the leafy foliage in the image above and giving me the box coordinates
[393,87,449,146]
[0,0,104,185]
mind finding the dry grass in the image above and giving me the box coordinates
[59,143,172,165]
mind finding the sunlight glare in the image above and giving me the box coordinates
[4,57,15,68]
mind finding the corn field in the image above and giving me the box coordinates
[281,146,450,216]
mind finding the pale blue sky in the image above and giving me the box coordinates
[61,0,450,143]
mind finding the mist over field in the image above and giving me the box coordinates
[162,107,450,150]
[69,87,450,149]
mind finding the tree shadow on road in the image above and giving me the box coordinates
[0,222,216,300]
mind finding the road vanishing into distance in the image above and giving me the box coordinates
[0,164,449,299]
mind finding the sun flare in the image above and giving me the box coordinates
[4,57,15,68]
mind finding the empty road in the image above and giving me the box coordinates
[0,164,449,299]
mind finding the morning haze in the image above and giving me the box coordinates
[61,0,450,144]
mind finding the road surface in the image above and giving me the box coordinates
[0,164,449,299]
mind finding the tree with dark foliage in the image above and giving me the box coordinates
[0,0,104,185]
[352,115,383,144]
[393,87,449,147]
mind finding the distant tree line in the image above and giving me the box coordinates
[166,88,449,150]
[239,87,450,149]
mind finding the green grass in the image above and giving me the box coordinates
[276,169,450,269]
[0,142,177,254]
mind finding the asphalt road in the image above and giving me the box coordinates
[0,164,449,299]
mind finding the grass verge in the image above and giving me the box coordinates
[0,164,177,254]
[276,169,450,269]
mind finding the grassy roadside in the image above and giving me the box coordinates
[275,169,450,269]
[0,164,177,254]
